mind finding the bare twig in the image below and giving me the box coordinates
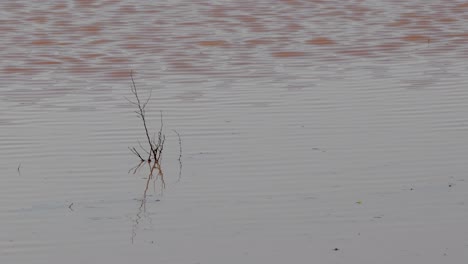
[149,111,165,162]
[138,140,150,155]
[137,140,152,161]
[129,71,156,161]
[127,71,168,164]
[129,147,144,162]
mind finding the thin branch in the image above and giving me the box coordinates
[157,135,165,161]
[137,141,149,155]
[129,71,156,160]
[137,140,151,160]
[142,85,153,110]
[129,147,144,161]
[124,96,139,106]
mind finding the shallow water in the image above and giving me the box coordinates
[2,1,468,263]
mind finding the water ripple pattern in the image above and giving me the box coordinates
[1,1,468,263]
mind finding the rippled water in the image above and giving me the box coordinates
[2,1,468,263]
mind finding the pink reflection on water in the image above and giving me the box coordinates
[1,0,468,81]
[307,37,336,46]
[197,40,229,47]
[272,51,306,58]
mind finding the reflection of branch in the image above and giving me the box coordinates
[131,159,165,243]
[128,160,145,174]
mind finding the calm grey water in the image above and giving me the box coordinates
[2,1,468,263]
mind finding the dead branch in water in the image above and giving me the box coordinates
[126,71,165,162]
[126,71,185,243]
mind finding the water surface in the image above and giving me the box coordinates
[2,1,468,263]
